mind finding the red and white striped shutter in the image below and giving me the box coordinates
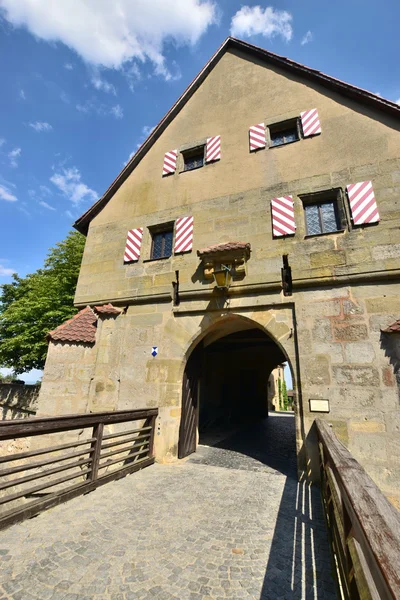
[271,196,296,237]
[174,216,194,254]
[206,136,221,162]
[346,181,380,225]
[300,108,321,137]
[123,228,143,263]
[162,150,177,175]
[249,123,266,151]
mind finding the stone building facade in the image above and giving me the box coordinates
[267,364,285,411]
[38,38,400,506]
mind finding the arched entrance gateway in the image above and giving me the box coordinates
[178,315,299,472]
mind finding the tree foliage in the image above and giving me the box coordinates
[278,377,282,410]
[282,379,288,411]
[0,371,22,383]
[0,231,85,374]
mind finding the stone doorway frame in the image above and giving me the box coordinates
[176,309,305,477]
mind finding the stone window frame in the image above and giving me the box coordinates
[264,111,304,149]
[267,117,302,148]
[178,138,207,174]
[146,221,175,262]
[299,188,350,238]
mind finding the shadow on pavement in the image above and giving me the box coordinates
[259,476,337,599]
[189,412,338,599]
[190,412,297,477]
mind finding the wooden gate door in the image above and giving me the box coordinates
[178,346,202,459]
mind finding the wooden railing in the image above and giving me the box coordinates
[0,408,158,530]
[316,419,400,600]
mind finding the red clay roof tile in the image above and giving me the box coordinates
[93,303,121,316]
[48,307,97,344]
[382,320,400,333]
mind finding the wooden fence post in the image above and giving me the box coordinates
[89,422,104,481]
[147,415,156,459]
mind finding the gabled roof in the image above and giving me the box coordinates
[74,37,400,236]
[48,307,97,344]
[47,304,121,343]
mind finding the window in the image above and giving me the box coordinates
[182,146,205,171]
[302,190,346,236]
[151,226,173,259]
[269,119,300,147]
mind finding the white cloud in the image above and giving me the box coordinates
[50,166,97,205]
[0,184,17,202]
[124,62,142,92]
[396,98,400,105]
[76,100,123,119]
[0,138,5,147]
[60,91,70,104]
[124,124,155,165]
[0,0,217,80]
[65,210,74,220]
[0,264,15,276]
[110,104,123,119]
[29,121,53,132]
[39,200,56,211]
[301,30,313,45]
[8,148,21,168]
[230,5,293,42]
[64,62,73,70]
[19,89,26,100]
[39,184,51,195]
[90,70,117,95]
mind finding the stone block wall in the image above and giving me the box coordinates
[296,284,400,508]
[38,342,96,416]
[0,383,40,420]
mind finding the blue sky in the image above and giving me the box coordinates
[0,0,399,381]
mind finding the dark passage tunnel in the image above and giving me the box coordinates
[178,322,289,459]
[199,328,287,439]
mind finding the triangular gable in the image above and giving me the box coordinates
[73,37,400,236]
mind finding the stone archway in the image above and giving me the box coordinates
[177,312,299,466]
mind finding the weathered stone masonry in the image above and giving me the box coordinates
[38,38,400,507]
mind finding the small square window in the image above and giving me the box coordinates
[182,146,205,172]
[301,190,346,236]
[150,226,173,260]
[269,119,300,147]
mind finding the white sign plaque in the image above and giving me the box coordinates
[309,399,330,413]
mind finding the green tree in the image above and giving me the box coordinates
[282,380,288,411]
[278,377,282,411]
[0,231,85,374]
[0,371,18,383]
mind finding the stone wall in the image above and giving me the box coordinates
[74,48,400,307]
[295,284,400,509]
[38,342,96,416]
[268,365,285,411]
[0,383,40,420]
[37,46,400,507]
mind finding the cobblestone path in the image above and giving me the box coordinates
[0,414,337,600]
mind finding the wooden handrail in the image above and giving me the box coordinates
[0,408,158,439]
[316,419,400,600]
[0,408,158,530]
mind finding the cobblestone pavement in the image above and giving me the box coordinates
[0,414,337,600]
